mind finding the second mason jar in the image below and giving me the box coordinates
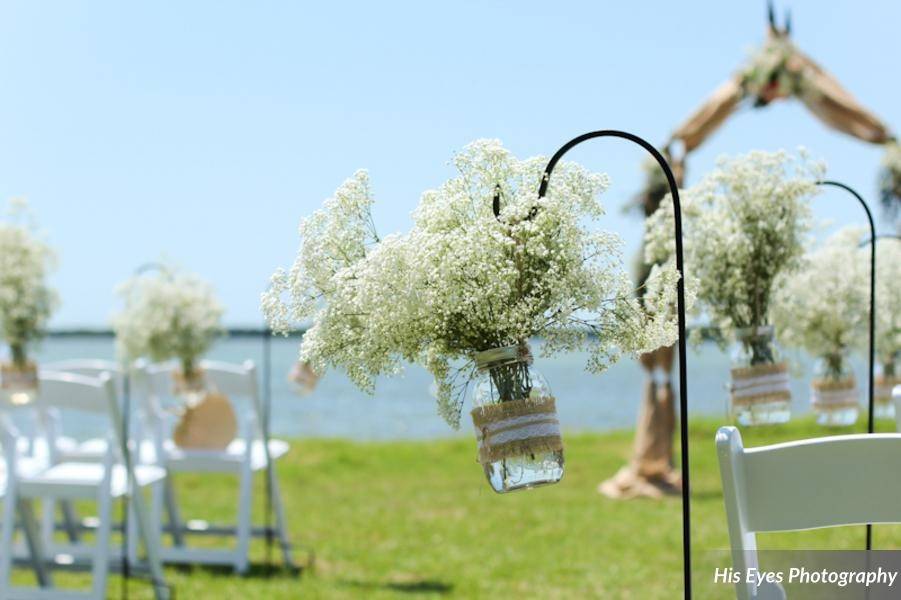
[728,326,792,426]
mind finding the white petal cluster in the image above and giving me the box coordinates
[0,199,58,363]
[263,140,681,428]
[645,149,821,342]
[112,266,225,371]
[771,227,869,375]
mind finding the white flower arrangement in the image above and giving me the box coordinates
[645,149,822,352]
[772,227,869,380]
[113,266,225,377]
[874,238,901,371]
[0,199,58,366]
[263,139,682,427]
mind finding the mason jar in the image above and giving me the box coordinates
[811,352,859,427]
[728,326,791,426]
[1,361,39,406]
[470,343,563,493]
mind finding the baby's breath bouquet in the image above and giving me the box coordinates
[646,150,821,425]
[772,228,868,425]
[264,140,681,491]
[0,199,58,404]
[113,265,224,387]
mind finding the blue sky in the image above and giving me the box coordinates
[0,1,897,326]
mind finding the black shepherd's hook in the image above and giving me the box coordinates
[816,180,878,552]
[494,131,691,599]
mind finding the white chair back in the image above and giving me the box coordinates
[26,372,124,459]
[136,359,262,420]
[716,426,901,600]
[42,359,123,389]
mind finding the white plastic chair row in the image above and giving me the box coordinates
[0,370,169,600]
[36,358,296,575]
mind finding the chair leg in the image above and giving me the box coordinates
[151,479,164,556]
[40,497,55,550]
[132,483,170,600]
[163,477,185,547]
[127,496,139,565]
[234,463,253,575]
[0,489,16,594]
[267,463,298,572]
[19,498,53,588]
[91,488,114,599]
[53,499,81,543]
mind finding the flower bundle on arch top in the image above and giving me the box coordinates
[263,139,682,428]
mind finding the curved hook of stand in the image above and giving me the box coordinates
[816,180,877,552]
[517,131,691,599]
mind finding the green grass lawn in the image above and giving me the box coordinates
[12,417,901,598]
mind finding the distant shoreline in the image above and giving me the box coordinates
[44,327,306,338]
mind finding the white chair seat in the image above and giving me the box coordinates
[0,455,51,494]
[21,462,166,499]
[76,437,289,472]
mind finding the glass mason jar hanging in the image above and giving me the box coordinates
[811,351,859,426]
[874,353,899,420]
[1,360,38,406]
[470,343,563,493]
[728,326,792,426]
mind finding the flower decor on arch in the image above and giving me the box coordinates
[263,140,682,429]
[645,149,822,425]
[0,198,59,405]
[772,227,869,426]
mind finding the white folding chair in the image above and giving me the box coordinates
[0,371,170,600]
[35,360,132,549]
[134,359,295,574]
[716,426,901,600]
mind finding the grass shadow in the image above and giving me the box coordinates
[340,578,454,595]
[170,561,307,580]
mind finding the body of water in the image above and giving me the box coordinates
[30,335,868,440]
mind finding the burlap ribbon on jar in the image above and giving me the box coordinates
[1,362,39,405]
[1,362,38,391]
[811,377,859,411]
[471,396,562,465]
[729,362,791,408]
[171,369,237,450]
[875,375,900,406]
